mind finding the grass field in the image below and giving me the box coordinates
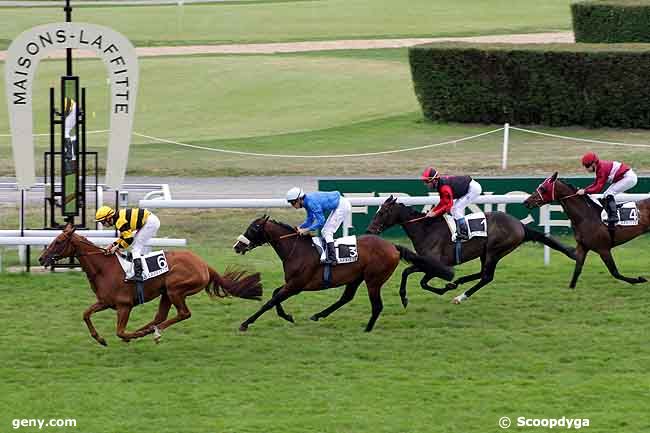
[3,49,650,179]
[0,0,573,49]
[1,208,649,433]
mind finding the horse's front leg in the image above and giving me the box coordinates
[419,273,452,295]
[569,244,588,289]
[444,271,482,292]
[240,286,297,332]
[115,304,148,342]
[83,302,110,346]
[311,277,363,321]
[133,294,172,333]
[398,265,420,308]
[271,286,295,324]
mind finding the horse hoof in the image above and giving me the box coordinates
[401,297,408,308]
[97,338,107,347]
[239,324,249,332]
[445,283,457,291]
[286,315,295,323]
[638,277,647,283]
[310,315,319,322]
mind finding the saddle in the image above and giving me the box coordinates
[599,202,639,226]
[443,213,488,243]
[117,250,169,281]
[311,236,359,264]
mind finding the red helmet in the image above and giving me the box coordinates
[421,167,439,182]
[581,152,598,167]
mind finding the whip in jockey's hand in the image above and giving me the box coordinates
[286,187,352,265]
[104,243,119,255]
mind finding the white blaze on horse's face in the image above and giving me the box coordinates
[233,234,251,254]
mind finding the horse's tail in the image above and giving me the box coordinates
[523,225,577,260]
[205,266,263,300]
[395,244,455,281]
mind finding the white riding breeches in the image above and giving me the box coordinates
[131,213,160,257]
[451,180,482,220]
[603,169,637,197]
[321,197,351,243]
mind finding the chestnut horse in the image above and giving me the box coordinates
[233,216,454,332]
[366,196,576,305]
[38,224,263,345]
[524,172,650,288]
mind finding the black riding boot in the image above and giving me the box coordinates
[325,242,337,265]
[131,257,144,282]
[455,218,469,241]
[605,195,619,228]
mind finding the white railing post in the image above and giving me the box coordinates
[501,123,510,170]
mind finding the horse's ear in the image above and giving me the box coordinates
[551,172,558,181]
[384,195,394,204]
[64,222,75,233]
[263,215,270,222]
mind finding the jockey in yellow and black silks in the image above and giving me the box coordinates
[95,206,161,281]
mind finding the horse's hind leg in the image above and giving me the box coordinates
[149,292,193,341]
[134,293,172,333]
[364,284,384,332]
[115,305,139,342]
[310,277,363,322]
[598,249,647,285]
[444,271,482,292]
[271,286,295,324]
[83,302,110,346]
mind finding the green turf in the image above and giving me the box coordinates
[1,208,649,433]
[4,50,650,179]
[0,0,573,50]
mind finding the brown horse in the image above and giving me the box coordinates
[524,172,650,288]
[232,216,454,332]
[366,196,576,305]
[38,224,263,345]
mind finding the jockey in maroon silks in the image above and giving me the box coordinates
[421,167,482,240]
[577,152,638,227]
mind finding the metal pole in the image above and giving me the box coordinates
[501,123,510,170]
[64,0,72,76]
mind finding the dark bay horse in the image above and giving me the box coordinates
[366,196,576,305]
[38,224,263,345]
[524,172,650,288]
[232,216,454,332]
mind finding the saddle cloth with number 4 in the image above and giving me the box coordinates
[117,250,169,281]
[601,202,639,226]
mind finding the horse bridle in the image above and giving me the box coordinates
[535,180,579,205]
[48,231,107,262]
[236,220,300,256]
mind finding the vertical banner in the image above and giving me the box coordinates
[61,76,79,215]
[4,22,138,190]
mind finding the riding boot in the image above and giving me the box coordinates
[325,242,337,266]
[455,218,469,241]
[131,257,144,282]
[605,195,619,228]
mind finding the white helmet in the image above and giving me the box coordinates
[286,187,305,202]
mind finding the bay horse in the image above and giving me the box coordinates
[38,224,263,346]
[232,216,454,332]
[524,172,650,288]
[366,196,576,305]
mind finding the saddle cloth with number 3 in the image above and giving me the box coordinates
[117,250,169,281]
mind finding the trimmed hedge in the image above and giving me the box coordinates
[572,1,650,43]
[409,43,650,128]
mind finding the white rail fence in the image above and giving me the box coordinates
[140,193,650,266]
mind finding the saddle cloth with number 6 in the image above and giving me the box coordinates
[117,250,169,280]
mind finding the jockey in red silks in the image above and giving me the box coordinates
[421,167,482,240]
[577,152,638,227]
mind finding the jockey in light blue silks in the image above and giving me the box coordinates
[286,187,352,265]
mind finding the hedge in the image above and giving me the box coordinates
[409,43,650,128]
[572,1,650,43]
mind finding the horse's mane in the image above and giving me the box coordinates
[396,202,440,226]
[269,219,297,233]
[71,232,104,251]
[560,179,602,211]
